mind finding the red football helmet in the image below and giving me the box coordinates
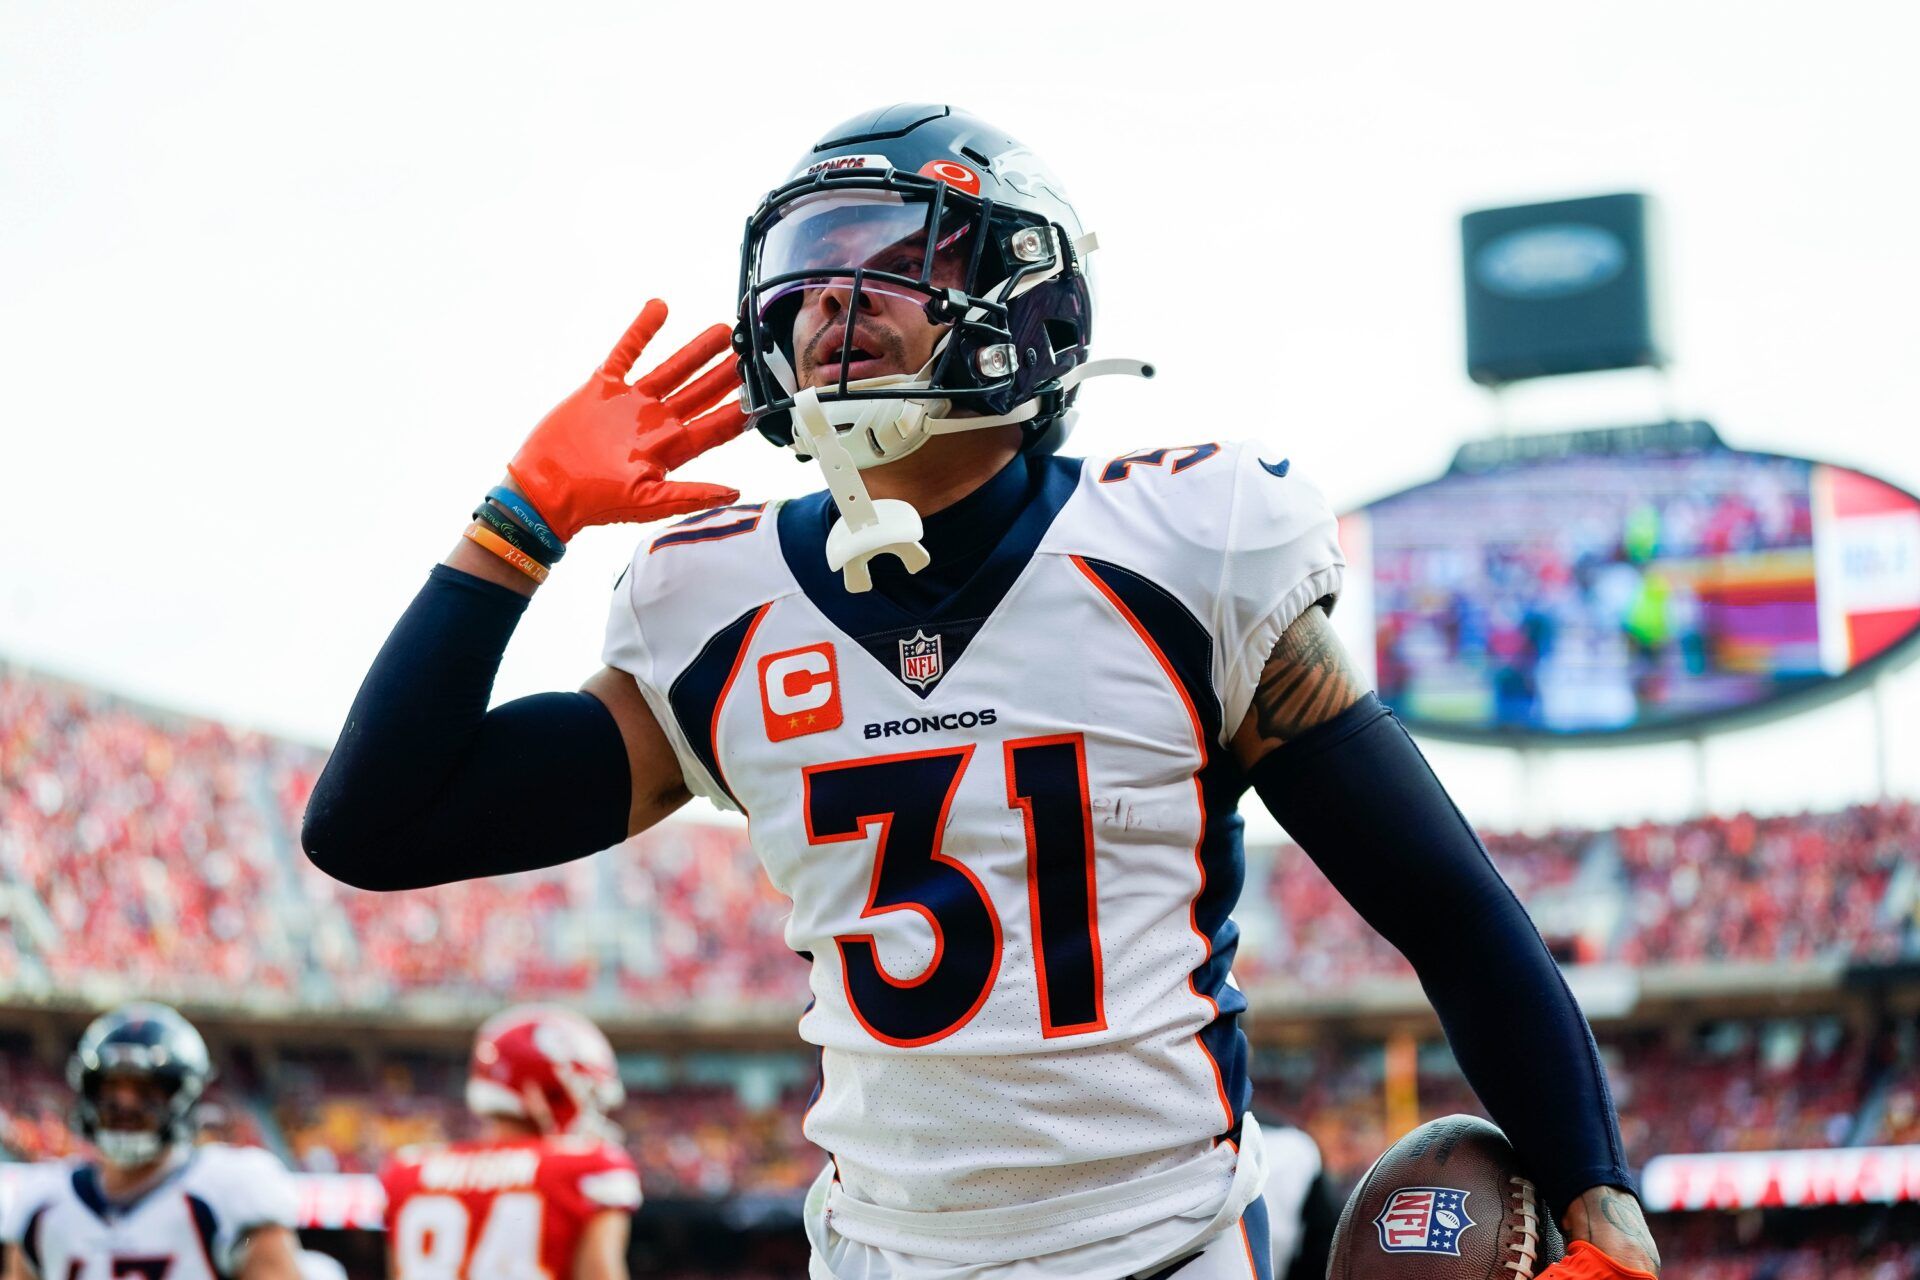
[465,1005,624,1138]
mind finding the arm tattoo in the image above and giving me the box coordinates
[1251,604,1365,745]
[1597,1188,1661,1261]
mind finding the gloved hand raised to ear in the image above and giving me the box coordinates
[506,299,750,542]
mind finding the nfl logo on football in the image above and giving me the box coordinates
[1373,1186,1475,1256]
[899,630,943,689]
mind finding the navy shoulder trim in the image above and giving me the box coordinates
[20,1204,47,1275]
[665,604,769,806]
[1074,556,1223,745]
[72,1164,109,1219]
[186,1193,222,1275]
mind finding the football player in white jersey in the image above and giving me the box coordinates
[2,1003,301,1280]
[305,106,1662,1280]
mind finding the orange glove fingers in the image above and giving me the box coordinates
[652,401,751,472]
[662,361,745,423]
[507,304,752,541]
[600,300,670,381]
[634,323,735,399]
[640,480,743,520]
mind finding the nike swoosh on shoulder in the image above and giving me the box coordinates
[1259,457,1290,477]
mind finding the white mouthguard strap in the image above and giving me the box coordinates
[792,388,930,593]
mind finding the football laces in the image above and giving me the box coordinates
[1503,1175,1542,1277]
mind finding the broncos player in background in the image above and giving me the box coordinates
[2,1003,301,1280]
[305,105,1660,1279]
[1250,1119,1337,1280]
[380,1006,640,1280]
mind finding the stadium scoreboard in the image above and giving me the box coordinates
[1336,422,1920,742]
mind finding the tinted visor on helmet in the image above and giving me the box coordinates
[748,189,979,397]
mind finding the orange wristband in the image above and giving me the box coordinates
[463,521,551,584]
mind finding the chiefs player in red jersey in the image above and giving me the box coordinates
[381,1006,641,1280]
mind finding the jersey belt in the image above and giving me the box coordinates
[822,1123,1266,1267]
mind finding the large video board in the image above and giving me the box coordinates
[1338,430,1920,741]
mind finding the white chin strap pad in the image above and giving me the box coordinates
[792,388,930,593]
[786,355,1155,589]
[921,356,1157,435]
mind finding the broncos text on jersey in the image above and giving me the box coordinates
[3,1145,298,1280]
[603,442,1343,1274]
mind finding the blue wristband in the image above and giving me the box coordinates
[487,486,567,559]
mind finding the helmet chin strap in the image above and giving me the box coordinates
[780,227,1153,593]
[921,358,1154,434]
[790,359,1154,594]
[782,347,947,464]
[792,387,931,594]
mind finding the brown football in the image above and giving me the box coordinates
[1328,1114,1564,1279]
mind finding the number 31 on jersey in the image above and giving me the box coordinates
[804,735,1105,1048]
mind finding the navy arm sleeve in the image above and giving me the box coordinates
[301,565,633,891]
[1247,693,1636,1214]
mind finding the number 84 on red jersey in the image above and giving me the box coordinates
[381,1137,641,1280]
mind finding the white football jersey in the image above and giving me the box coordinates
[5,1145,298,1280]
[605,441,1342,1268]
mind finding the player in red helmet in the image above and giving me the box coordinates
[380,1006,640,1280]
[464,1005,626,1140]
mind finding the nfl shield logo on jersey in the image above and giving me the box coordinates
[1374,1186,1474,1255]
[899,630,944,689]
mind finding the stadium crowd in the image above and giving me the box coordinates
[4,667,1917,1015]
[1615,806,1918,966]
[250,1045,820,1198]
[0,672,303,999]
[1250,1016,1915,1185]
[5,664,1920,1270]
[1658,1238,1920,1279]
[4,1013,1913,1200]
[1650,1212,1920,1279]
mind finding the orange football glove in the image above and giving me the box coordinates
[1537,1242,1658,1279]
[506,300,750,542]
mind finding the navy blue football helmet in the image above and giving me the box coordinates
[68,1001,212,1166]
[735,104,1145,466]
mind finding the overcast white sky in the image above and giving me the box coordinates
[4,0,1918,833]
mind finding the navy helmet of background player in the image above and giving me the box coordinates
[733,104,1151,591]
[4,1002,303,1280]
[68,1000,211,1167]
